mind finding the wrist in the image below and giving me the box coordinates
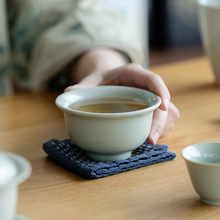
[70,47,128,83]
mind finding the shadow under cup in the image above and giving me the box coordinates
[197,0,220,86]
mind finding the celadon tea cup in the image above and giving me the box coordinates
[182,142,220,205]
[0,151,32,220]
[56,86,161,162]
[197,0,220,86]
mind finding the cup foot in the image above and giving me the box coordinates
[87,151,131,162]
[201,198,220,206]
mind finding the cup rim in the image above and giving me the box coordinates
[182,142,220,166]
[56,86,161,118]
[0,151,32,189]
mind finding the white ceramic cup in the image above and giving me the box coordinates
[56,86,161,162]
[182,142,220,205]
[197,0,220,86]
[0,151,32,220]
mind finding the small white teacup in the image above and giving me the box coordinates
[182,142,220,205]
[0,151,32,220]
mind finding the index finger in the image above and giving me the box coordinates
[118,65,170,111]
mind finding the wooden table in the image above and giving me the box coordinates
[1,57,220,220]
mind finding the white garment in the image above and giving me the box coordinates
[0,0,146,95]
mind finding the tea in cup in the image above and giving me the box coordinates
[182,142,220,205]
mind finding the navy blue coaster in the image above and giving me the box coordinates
[43,139,176,179]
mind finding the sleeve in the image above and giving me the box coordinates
[0,0,13,95]
[9,0,146,91]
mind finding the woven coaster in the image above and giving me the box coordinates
[43,139,176,179]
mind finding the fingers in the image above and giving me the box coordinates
[109,64,171,112]
[142,71,170,111]
[160,102,180,137]
[65,73,104,92]
[147,108,167,145]
[147,102,180,145]
[65,64,170,113]
[64,64,180,144]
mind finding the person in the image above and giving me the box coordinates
[1,0,179,144]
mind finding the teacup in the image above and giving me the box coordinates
[56,86,161,161]
[0,151,32,220]
[182,142,220,205]
[197,0,220,86]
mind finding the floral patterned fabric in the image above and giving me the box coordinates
[0,0,145,96]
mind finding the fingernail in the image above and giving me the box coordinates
[65,85,85,92]
[71,85,84,90]
[153,131,160,144]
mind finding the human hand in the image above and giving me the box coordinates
[65,63,180,145]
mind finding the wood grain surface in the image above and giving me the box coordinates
[1,57,220,220]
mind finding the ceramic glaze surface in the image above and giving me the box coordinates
[0,152,32,220]
[56,86,161,161]
[197,0,220,86]
[0,154,17,185]
[182,142,220,205]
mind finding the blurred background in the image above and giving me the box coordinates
[102,0,204,66]
[148,0,204,66]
